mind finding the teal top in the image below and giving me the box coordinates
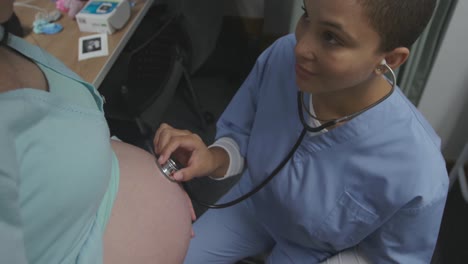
[0,26,115,263]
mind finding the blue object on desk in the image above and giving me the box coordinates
[33,19,63,35]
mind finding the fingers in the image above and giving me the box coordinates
[179,184,196,238]
[189,200,196,237]
[157,134,200,165]
[156,127,199,239]
[183,190,196,222]
[154,123,212,181]
[172,167,196,182]
[154,123,192,156]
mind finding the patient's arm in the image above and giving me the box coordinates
[103,140,192,264]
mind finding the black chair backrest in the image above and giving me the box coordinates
[100,4,190,118]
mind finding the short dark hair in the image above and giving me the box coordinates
[358,0,437,52]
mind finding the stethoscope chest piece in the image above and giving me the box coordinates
[157,158,181,182]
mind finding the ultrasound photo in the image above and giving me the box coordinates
[78,34,108,61]
[82,38,102,53]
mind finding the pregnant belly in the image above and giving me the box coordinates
[103,140,192,263]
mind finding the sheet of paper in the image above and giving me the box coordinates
[78,33,109,61]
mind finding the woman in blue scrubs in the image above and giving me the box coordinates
[155,0,448,263]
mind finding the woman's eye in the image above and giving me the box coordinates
[323,32,340,45]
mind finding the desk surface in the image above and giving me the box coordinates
[14,0,154,87]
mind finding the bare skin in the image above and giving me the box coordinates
[104,140,192,264]
[0,46,49,93]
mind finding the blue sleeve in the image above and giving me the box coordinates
[0,127,28,263]
[215,44,274,156]
[359,196,447,263]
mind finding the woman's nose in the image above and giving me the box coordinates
[295,32,316,61]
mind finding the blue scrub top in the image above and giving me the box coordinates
[215,34,448,263]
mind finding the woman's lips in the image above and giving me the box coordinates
[295,64,316,79]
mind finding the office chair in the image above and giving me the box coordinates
[100,4,211,146]
[157,0,224,74]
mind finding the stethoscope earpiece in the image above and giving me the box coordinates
[377,59,388,73]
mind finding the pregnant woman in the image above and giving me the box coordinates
[0,2,192,264]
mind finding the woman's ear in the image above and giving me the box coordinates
[383,47,410,70]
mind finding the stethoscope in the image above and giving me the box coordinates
[157,60,397,209]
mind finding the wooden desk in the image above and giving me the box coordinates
[14,0,154,87]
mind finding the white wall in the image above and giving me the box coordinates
[418,0,468,160]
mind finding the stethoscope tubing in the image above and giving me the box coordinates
[180,65,397,208]
[183,129,307,209]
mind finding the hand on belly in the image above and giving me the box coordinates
[103,140,192,264]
